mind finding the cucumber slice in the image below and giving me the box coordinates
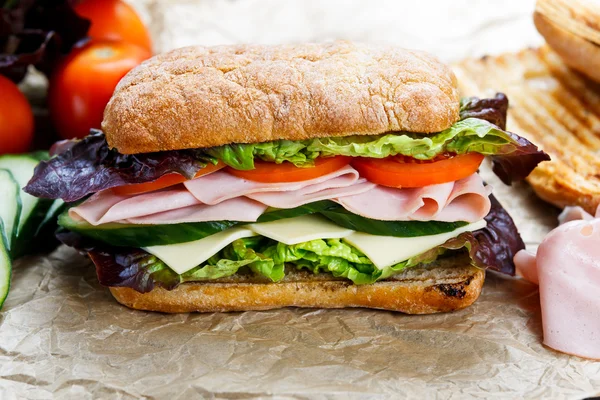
[0,169,21,251]
[0,154,53,235]
[35,199,65,237]
[58,211,238,247]
[0,155,54,258]
[0,220,11,308]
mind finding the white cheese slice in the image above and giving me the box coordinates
[343,219,487,270]
[144,227,257,274]
[249,215,355,245]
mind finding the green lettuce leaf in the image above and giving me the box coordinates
[205,118,525,169]
[91,236,464,292]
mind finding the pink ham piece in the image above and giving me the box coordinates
[514,205,600,359]
[126,197,267,224]
[70,188,202,225]
[183,164,363,205]
[336,174,491,222]
[69,187,268,225]
[247,179,376,208]
[69,166,491,225]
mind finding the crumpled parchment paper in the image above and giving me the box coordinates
[2,1,599,398]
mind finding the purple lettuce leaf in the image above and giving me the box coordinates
[441,194,523,275]
[1,0,90,82]
[460,93,550,185]
[24,131,216,202]
[459,93,509,130]
[490,133,550,185]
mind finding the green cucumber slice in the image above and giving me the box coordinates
[257,200,336,222]
[0,169,21,251]
[35,199,65,237]
[58,211,238,247]
[259,201,469,237]
[320,205,469,237]
[0,154,54,257]
[0,220,11,309]
[0,154,53,235]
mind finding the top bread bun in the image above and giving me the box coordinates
[102,41,459,154]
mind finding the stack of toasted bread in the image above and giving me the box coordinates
[454,46,600,214]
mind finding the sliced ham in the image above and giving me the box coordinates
[247,179,376,208]
[70,187,201,226]
[514,205,600,360]
[126,197,268,224]
[336,174,491,222]
[69,167,491,226]
[184,165,361,205]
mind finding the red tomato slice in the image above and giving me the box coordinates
[351,153,484,188]
[112,162,225,195]
[226,156,351,183]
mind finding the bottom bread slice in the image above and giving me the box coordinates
[108,256,485,314]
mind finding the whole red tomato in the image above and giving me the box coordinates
[49,40,151,140]
[75,0,153,52]
[0,75,34,154]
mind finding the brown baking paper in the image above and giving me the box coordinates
[3,1,600,398]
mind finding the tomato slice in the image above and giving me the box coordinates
[351,153,484,188]
[112,162,225,195]
[226,156,351,183]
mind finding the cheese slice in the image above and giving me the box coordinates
[144,227,257,274]
[249,215,354,245]
[144,216,486,275]
[343,219,487,269]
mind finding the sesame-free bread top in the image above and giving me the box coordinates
[102,41,460,154]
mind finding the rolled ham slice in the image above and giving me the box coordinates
[184,165,361,205]
[514,205,600,360]
[126,197,268,224]
[336,174,491,222]
[69,167,491,225]
[247,179,376,208]
[70,188,202,226]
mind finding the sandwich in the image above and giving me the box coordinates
[25,41,549,313]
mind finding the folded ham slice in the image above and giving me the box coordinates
[514,205,600,360]
[70,187,268,225]
[70,188,202,226]
[337,174,491,222]
[183,165,362,205]
[126,197,268,224]
[69,166,491,226]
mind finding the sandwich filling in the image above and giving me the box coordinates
[25,94,549,293]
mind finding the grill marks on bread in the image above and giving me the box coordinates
[454,46,600,214]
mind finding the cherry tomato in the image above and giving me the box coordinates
[0,75,34,154]
[112,162,225,195]
[49,40,151,139]
[226,157,351,183]
[75,0,152,52]
[351,153,485,188]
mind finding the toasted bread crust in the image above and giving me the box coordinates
[536,0,600,46]
[102,41,460,154]
[534,12,600,83]
[453,46,600,214]
[108,262,484,314]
